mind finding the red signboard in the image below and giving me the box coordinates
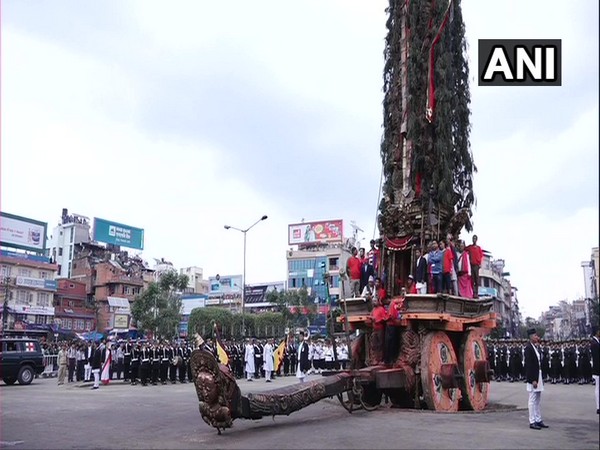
[288,220,343,245]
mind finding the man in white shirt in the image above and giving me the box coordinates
[524,328,549,430]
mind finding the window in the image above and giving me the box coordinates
[70,228,74,243]
[58,248,63,256]
[37,293,50,307]
[3,342,18,352]
[18,268,32,277]
[68,300,75,308]
[69,246,73,259]
[35,315,47,325]
[124,286,132,295]
[16,290,32,305]
[15,314,27,322]
[58,265,62,274]
[68,262,71,278]
[0,265,11,277]
[39,271,48,279]
[292,278,296,288]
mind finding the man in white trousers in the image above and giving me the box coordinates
[263,338,274,382]
[524,328,549,430]
[244,339,256,382]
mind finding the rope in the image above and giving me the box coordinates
[373,163,384,239]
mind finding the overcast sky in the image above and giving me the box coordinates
[1,0,598,319]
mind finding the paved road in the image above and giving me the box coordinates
[1,375,598,449]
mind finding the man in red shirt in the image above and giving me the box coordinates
[466,235,483,299]
[346,247,362,297]
[441,240,455,294]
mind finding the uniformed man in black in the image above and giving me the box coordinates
[123,339,133,382]
[168,342,178,384]
[150,342,160,385]
[140,343,150,386]
[130,342,139,385]
[160,341,170,385]
[177,343,187,383]
[254,339,263,379]
[185,342,193,381]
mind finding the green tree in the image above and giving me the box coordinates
[519,316,545,339]
[268,287,317,328]
[131,272,188,339]
[188,307,234,339]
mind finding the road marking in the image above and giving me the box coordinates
[0,441,25,446]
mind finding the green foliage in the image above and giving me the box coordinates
[187,308,286,340]
[379,0,475,238]
[267,287,317,328]
[188,307,233,339]
[131,272,187,339]
[519,317,545,339]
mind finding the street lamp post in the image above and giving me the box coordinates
[224,215,268,337]
[2,277,11,332]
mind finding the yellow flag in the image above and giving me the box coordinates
[216,339,229,366]
[273,339,286,371]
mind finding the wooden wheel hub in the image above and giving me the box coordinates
[459,330,490,411]
[420,331,461,412]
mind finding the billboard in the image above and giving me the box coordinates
[288,220,343,246]
[93,217,144,250]
[114,314,129,329]
[0,212,47,253]
[209,274,243,293]
[16,276,57,291]
[182,296,207,315]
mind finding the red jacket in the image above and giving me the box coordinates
[347,256,362,280]
[466,244,483,266]
[442,248,454,274]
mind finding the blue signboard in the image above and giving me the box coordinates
[1,250,50,263]
[93,217,144,250]
[478,287,498,298]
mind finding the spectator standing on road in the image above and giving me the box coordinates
[525,328,549,430]
[57,344,68,385]
[244,339,256,382]
[591,327,600,414]
[346,247,362,297]
[67,343,77,383]
[263,338,274,382]
[297,332,310,383]
[90,342,101,390]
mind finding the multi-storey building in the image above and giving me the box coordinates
[47,208,91,278]
[180,266,210,294]
[71,242,150,332]
[0,252,58,330]
[53,279,96,333]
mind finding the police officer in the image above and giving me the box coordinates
[151,342,160,386]
[130,342,139,385]
[160,341,170,385]
[140,343,151,386]
[123,339,133,382]
[177,343,187,383]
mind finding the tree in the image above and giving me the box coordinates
[188,307,234,339]
[268,287,317,328]
[131,272,188,339]
[519,317,545,339]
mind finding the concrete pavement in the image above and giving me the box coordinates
[1,375,598,449]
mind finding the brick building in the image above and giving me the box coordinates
[71,242,150,333]
[53,279,96,333]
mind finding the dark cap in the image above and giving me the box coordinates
[527,328,537,336]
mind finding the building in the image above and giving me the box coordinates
[244,281,286,312]
[53,279,96,333]
[0,251,58,330]
[179,295,207,337]
[180,266,210,294]
[47,208,91,279]
[153,258,176,280]
[205,274,243,311]
[71,242,151,332]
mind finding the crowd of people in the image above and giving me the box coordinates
[215,336,350,381]
[48,340,196,389]
[487,338,597,385]
[345,235,484,300]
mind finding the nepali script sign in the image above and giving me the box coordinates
[93,217,144,250]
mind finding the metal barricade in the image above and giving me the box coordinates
[42,354,58,378]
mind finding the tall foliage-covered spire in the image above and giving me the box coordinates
[379,0,475,241]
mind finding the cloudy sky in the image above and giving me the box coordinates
[1,0,598,319]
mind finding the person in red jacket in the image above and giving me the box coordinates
[406,275,418,294]
[466,235,483,299]
[346,247,362,297]
[441,240,455,294]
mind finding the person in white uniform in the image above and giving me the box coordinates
[263,338,275,382]
[244,339,256,382]
[524,328,549,430]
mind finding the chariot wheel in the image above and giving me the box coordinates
[420,331,461,412]
[337,390,362,413]
[459,330,490,411]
